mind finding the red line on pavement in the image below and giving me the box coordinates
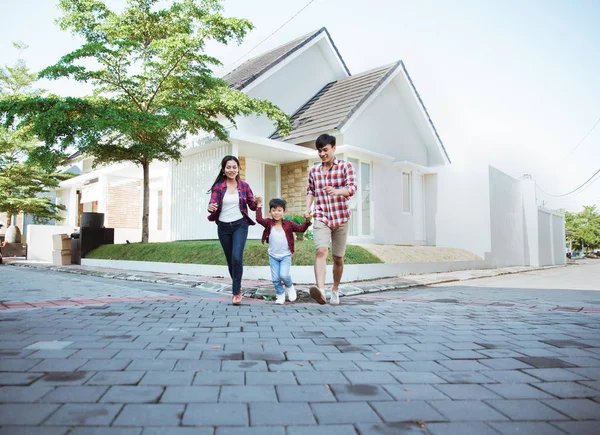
[0,295,187,310]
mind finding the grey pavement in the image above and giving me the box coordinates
[0,261,599,434]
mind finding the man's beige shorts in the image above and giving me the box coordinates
[313,219,349,257]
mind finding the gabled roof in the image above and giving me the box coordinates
[223,27,350,91]
[270,61,402,141]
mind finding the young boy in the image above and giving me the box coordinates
[255,198,311,304]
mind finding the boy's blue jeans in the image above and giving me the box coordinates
[269,254,293,295]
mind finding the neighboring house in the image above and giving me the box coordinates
[54,27,450,246]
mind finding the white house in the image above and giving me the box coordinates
[49,27,564,268]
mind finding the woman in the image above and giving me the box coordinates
[207,155,259,305]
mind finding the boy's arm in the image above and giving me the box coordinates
[255,206,268,227]
[291,216,311,233]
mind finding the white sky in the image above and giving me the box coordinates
[1,0,599,212]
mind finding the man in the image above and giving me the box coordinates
[305,134,357,305]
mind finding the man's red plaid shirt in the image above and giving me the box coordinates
[307,157,357,228]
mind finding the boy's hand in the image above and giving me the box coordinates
[255,196,262,207]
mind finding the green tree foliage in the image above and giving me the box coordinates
[0,43,69,226]
[564,205,600,252]
[0,0,292,242]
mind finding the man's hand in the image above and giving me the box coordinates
[304,209,312,219]
[255,196,262,207]
[207,203,218,213]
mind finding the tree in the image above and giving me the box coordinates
[0,43,69,239]
[0,0,291,243]
[564,205,600,253]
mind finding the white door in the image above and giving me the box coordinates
[244,159,280,239]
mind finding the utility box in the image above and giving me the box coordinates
[52,249,71,265]
[52,234,71,250]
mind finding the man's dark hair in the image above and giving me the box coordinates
[315,133,336,150]
[269,198,287,211]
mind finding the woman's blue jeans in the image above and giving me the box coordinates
[269,254,293,295]
[217,218,248,295]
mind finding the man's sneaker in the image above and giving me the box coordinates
[309,286,326,305]
[232,294,242,305]
[286,285,297,302]
[330,291,340,305]
[275,294,286,305]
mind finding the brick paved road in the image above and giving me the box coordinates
[0,266,599,434]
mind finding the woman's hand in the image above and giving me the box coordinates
[207,203,218,213]
[255,196,262,207]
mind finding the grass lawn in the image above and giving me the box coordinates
[86,239,383,266]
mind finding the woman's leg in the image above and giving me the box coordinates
[269,255,284,296]
[217,222,234,279]
[230,220,249,295]
[279,255,293,289]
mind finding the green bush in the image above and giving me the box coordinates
[284,214,310,240]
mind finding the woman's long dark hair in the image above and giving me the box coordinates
[208,155,241,193]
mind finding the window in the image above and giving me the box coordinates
[347,158,372,237]
[403,172,412,213]
[264,164,278,202]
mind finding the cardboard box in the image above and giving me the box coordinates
[52,249,71,265]
[52,233,71,250]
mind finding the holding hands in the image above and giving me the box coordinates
[255,196,262,207]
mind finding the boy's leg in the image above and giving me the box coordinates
[269,255,285,296]
[280,255,293,288]
[310,220,330,304]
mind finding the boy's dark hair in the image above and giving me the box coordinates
[315,133,336,150]
[269,198,287,211]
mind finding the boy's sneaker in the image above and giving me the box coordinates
[275,294,286,305]
[286,285,297,302]
[309,286,326,305]
[330,291,340,305]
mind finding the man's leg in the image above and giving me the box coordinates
[310,220,330,305]
[332,255,344,291]
[329,222,349,305]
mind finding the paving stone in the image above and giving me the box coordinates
[354,361,402,371]
[245,372,297,385]
[113,404,184,426]
[485,399,569,420]
[220,385,277,402]
[478,358,534,370]
[429,400,509,421]
[268,361,314,371]
[87,371,145,386]
[139,371,194,386]
[41,386,109,403]
[287,425,357,435]
[160,386,219,403]
[25,341,74,350]
[173,359,221,371]
[551,421,600,435]
[100,386,164,403]
[390,372,447,384]
[30,358,89,372]
[70,428,143,435]
[0,358,43,371]
[79,359,132,371]
[310,402,380,424]
[0,427,70,435]
[478,370,540,384]
[183,403,248,426]
[0,372,44,386]
[437,360,490,371]
[276,385,337,402]
[484,383,554,399]
[543,398,600,419]
[434,384,500,400]
[295,371,349,385]
[0,386,54,402]
[426,422,502,435]
[516,356,575,368]
[193,371,244,385]
[565,367,600,379]
[384,384,448,401]
[126,359,176,371]
[488,421,565,435]
[371,400,447,422]
[215,428,285,435]
[35,371,94,386]
[222,360,268,371]
[398,361,446,372]
[0,403,60,425]
[342,371,398,384]
[330,384,393,401]
[143,428,213,435]
[70,349,120,359]
[44,403,122,426]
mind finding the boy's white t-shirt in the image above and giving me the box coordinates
[268,225,291,258]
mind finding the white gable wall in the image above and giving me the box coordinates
[233,41,345,137]
[342,82,429,166]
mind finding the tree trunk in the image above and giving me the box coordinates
[6,214,12,228]
[141,159,150,244]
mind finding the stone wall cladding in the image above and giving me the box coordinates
[106,180,142,229]
[238,157,246,181]
[280,160,310,215]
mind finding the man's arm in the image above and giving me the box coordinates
[305,169,315,218]
[305,194,314,219]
